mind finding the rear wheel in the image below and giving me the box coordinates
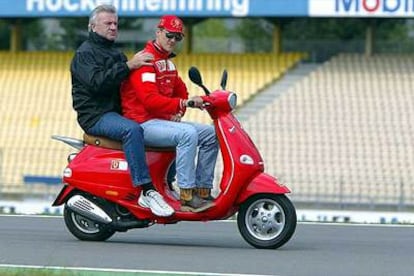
[63,205,115,241]
[237,194,296,249]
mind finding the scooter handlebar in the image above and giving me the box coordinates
[186,98,211,109]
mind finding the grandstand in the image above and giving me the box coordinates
[1,49,414,211]
[242,53,414,209]
[0,51,303,195]
[0,52,79,194]
[2,50,413,211]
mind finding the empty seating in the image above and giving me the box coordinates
[0,51,80,193]
[243,53,414,207]
[0,51,304,193]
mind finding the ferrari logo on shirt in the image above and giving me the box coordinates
[155,60,176,72]
[155,60,167,72]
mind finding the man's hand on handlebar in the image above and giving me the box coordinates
[185,96,204,108]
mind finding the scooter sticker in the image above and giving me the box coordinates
[110,160,128,171]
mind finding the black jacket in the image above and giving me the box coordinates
[71,32,130,131]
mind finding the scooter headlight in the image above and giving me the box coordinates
[228,93,237,110]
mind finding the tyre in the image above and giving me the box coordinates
[237,194,296,249]
[63,205,115,241]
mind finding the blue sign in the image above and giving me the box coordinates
[2,0,413,18]
[0,0,308,18]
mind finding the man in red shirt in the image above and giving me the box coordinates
[121,15,218,212]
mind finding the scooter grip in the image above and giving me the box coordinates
[186,100,195,107]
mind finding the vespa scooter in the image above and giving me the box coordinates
[52,67,297,249]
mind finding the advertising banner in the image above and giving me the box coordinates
[309,0,414,17]
[2,0,412,18]
[0,0,308,18]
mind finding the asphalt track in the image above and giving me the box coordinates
[0,215,413,276]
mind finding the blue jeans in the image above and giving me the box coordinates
[87,112,152,187]
[141,119,218,189]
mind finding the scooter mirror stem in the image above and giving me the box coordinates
[220,69,228,90]
[189,66,210,96]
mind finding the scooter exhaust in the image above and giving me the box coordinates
[67,195,113,224]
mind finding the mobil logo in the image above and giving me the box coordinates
[336,0,414,14]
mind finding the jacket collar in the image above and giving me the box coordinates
[88,32,115,48]
[149,40,176,59]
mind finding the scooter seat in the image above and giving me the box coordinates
[83,133,175,152]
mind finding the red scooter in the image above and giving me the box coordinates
[52,67,296,249]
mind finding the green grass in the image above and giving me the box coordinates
[0,268,77,275]
[0,267,208,276]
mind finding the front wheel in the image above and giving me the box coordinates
[237,194,296,249]
[63,205,115,241]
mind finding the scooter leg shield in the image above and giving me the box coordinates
[236,173,291,205]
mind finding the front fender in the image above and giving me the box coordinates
[236,173,290,205]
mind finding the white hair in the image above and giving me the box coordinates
[88,4,117,32]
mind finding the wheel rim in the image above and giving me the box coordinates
[244,198,285,241]
[71,212,101,234]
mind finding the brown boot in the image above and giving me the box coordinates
[196,188,215,200]
[180,188,214,213]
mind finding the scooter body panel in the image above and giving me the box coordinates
[60,146,177,218]
[65,146,175,188]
